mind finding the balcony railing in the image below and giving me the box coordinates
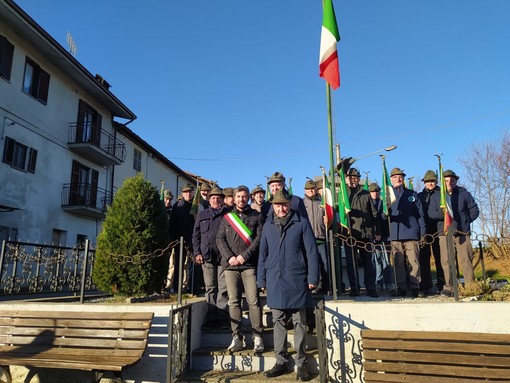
[68,122,126,165]
[61,183,113,219]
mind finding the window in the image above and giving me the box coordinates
[76,234,87,246]
[0,226,18,242]
[0,35,14,81]
[133,148,142,171]
[51,229,67,246]
[70,160,99,207]
[22,57,50,104]
[2,136,38,172]
[75,100,102,145]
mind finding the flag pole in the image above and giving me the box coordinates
[380,154,398,295]
[326,83,342,296]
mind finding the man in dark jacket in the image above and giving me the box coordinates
[344,168,380,297]
[387,168,426,298]
[258,190,319,381]
[216,185,264,353]
[192,187,229,329]
[169,183,196,292]
[439,170,479,297]
[417,170,445,294]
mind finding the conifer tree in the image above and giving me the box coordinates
[93,175,169,295]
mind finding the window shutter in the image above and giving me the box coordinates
[76,100,85,143]
[69,160,81,204]
[37,69,50,103]
[0,36,14,80]
[28,148,37,173]
[2,136,14,164]
[90,169,99,208]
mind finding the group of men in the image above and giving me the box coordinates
[160,165,479,380]
[163,172,322,381]
[343,166,479,299]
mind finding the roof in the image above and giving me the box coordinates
[114,122,195,183]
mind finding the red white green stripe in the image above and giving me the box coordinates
[319,0,340,89]
[225,212,253,245]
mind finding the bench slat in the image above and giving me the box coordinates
[0,336,147,349]
[363,350,510,368]
[0,345,144,357]
[0,311,153,321]
[364,361,510,379]
[0,318,152,329]
[0,327,149,339]
[364,371,492,383]
[362,338,510,355]
[362,330,510,344]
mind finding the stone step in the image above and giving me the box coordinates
[201,327,318,350]
[176,369,321,382]
[190,346,320,375]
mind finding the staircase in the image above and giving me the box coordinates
[177,294,324,382]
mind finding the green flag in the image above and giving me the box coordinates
[380,158,396,215]
[408,178,414,191]
[189,181,203,216]
[337,167,351,229]
[363,174,369,191]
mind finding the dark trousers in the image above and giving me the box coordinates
[419,236,445,291]
[345,242,376,291]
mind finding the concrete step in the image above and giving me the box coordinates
[200,327,318,350]
[191,346,319,374]
[176,368,321,382]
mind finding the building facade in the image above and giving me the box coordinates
[0,0,194,245]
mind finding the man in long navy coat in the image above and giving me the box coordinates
[258,190,319,381]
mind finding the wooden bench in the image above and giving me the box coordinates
[0,310,154,382]
[362,329,510,383]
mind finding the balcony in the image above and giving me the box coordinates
[61,183,113,220]
[68,122,126,166]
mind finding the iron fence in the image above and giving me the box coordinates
[0,239,95,301]
[167,303,192,383]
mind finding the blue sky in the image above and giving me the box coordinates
[15,0,510,195]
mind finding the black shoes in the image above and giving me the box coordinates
[366,289,379,298]
[349,289,359,297]
[411,289,426,298]
[264,363,289,378]
[296,365,311,381]
[391,288,407,297]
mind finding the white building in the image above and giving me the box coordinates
[0,0,195,245]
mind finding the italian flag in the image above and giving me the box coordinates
[319,0,340,89]
[322,175,334,228]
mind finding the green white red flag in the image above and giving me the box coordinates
[319,0,340,89]
[322,174,334,228]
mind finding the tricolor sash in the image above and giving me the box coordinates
[225,212,253,245]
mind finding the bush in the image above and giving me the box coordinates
[93,175,169,295]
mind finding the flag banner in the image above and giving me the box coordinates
[408,178,414,191]
[189,181,203,216]
[319,0,340,89]
[363,174,369,191]
[323,174,334,228]
[337,167,351,229]
[439,162,454,232]
[381,158,396,215]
